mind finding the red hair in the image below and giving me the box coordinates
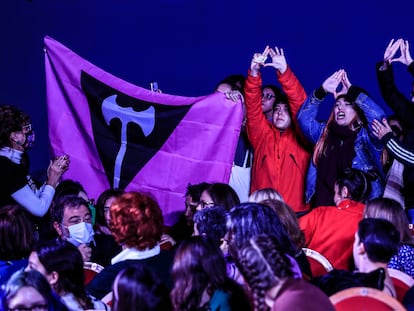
[110,192,164,250]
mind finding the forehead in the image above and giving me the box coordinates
[8,286,46,308]
[262,87,275,94]
[216,83,232,93]
[63,204,90,217]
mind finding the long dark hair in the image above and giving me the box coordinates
[170,236,251,311]
[112,264,172,311]
[33,240,93,309]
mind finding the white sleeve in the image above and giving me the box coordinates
[11,184,55,217]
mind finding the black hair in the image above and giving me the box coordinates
[203,183,240,212]
[335,168,372,203]
[358,218,400,263]
[112,264,172,311]
[33,240,93,309]
[52,195,89,224]
[185,182,210,203]
[193,206,228,247]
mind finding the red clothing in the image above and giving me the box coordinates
[299,199,365,276]
[245,68,310,212]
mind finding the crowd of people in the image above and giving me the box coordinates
[1,38,414,310]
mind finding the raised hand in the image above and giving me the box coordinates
[384,38,402,63]
[396,40,414,66]
[250,46,270,76]
[322,69,345,95]
[264,46,287,74]
[47,154,70,187]
[337,70,352,97]
[371,118,392,140]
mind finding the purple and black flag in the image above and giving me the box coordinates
[44,36,242,224]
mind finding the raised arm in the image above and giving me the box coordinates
[264,46,306,117]
[11,155,69,216]
[297,70,345,144]
[245,46,273,146]
[376,39,414,124]
[372,118,414,167]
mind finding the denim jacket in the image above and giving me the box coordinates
[297,88,386,204]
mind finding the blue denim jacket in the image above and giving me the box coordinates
[297,90,386,204]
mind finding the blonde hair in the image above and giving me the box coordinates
[248,188,284,203]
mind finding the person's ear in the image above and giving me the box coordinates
[341,186,349,199]
[53,221,63,236]
[357,242,366,255]
[47,271,59,287]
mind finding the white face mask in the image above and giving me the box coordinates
[66,222,95,247]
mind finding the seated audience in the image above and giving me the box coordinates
[236,234,334,311]
[170,236,252,311]
[364,197,414,278]
[112,264,172,311]
[299,168,371,276]
[26,240,107,310]
[86,191,175,299]
[227,202,311,279]
[0,269,68,311]
[353,218,400,297]
[0,205,35,285]
[197,183,240,211]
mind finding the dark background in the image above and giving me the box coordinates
[1,0,413,188]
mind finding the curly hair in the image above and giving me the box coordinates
[236,235,293,311]
[110,192,164,250]
[0,105,30,148]
[227,203,297,260]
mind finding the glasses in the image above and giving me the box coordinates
[262,93,275,100]
[21,124,32,134]
[9,304,48,311]
[199,200,215,209]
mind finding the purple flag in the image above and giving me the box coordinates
[44,36,242,225]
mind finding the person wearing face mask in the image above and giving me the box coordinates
[297,69,386,208]
[377,39,414,215]
[52,195,95,262]
[0,105,70,217]
[244,45,311,213]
